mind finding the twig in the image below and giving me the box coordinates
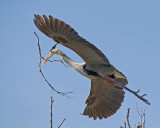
[41,56,69,67]
[140,108,143,127]
[127,108,131,128]
[58,118,66,128]
[121,85,150,105]
[136,104,146,128]
[122,107,146,128]
[143,111,145,128]
[50,97,54,128]
[124,122,126,128]
[34,32,74,98]
[136,103,141,117]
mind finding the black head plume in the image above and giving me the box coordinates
[50,43,58,51]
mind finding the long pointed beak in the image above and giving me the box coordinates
[42,56,49,66]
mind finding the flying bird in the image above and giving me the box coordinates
[34,15,128,120]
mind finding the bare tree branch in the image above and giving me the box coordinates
[50,97,54,128]
[136,104,146,128]
[58,118,66,128]
[49,96,66,128]
[140,108,143,127]
[143,111,145,128]
[122,107,147,128]
[124,122,126,128]
[136,103,141,117]
[127,108,131,128]
[121,85,150,105]
[34,32,74,98]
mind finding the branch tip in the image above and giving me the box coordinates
[34,32,74,98]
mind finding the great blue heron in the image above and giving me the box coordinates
[34,15,128,120]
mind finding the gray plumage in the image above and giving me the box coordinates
[34,15,128,120]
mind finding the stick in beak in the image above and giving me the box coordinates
[42,56,49,66]
[42,49,54,66]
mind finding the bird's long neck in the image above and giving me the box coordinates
[56,49,91,78]
[57,50,82,69]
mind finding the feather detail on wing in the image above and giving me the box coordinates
[83,78,125,120]
[34,15,110,65]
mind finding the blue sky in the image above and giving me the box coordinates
[0,0,160,128]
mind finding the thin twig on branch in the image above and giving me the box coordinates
[58,118,66,128]
[49,97,66,128]
[127,108,131,128]
[41,56,69,67]
[34,32,74,98]
[143,112,145,128]
[121,85,150,105]
[122,107,146,128]
[120,122,126,128]
[50,97,54,128]
[136,104,146,128]
[124,122,126,128]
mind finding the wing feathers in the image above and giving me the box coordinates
[34,15,52,37]
[43,15,50,26]
[54,19,60,33]
[34,14,110,65]
[83,79,124,120]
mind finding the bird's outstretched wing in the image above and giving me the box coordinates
[83,78,124,120]
[34,15,110,65]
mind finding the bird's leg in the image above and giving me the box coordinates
[101,75,150,105]
[101,76,123,88]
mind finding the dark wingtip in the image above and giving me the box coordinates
[49,15,55,20]
[34,14,38,19]
[43,15,47,18]
[33,19,37,25]
[42,15,46,19]
[33,15,38,25]
[33,14,36,21]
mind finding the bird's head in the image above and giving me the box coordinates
[42,44,58,65]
